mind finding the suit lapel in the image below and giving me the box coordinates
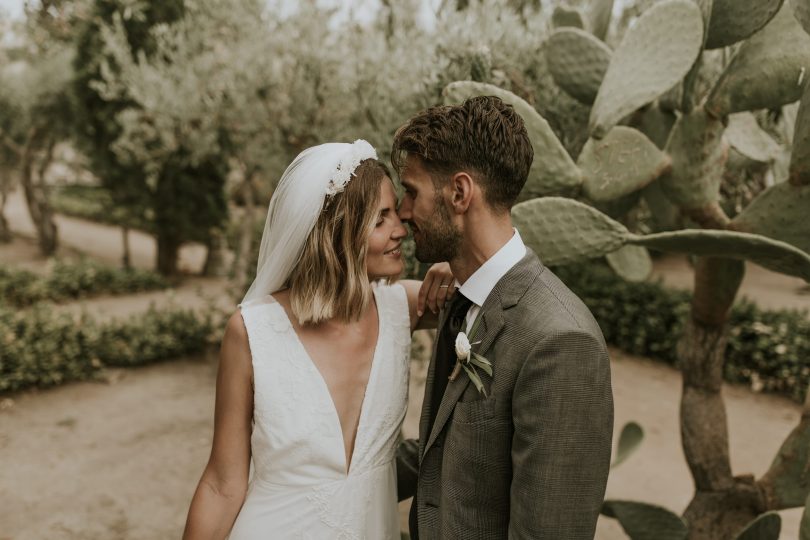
[419,249,545,462]
[418,305,453,459]
[423,297,505,457]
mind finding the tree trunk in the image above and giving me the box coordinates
[121,226,131,269]
[678,256,761,540]
[202,226,229,277]
[0,170,11,243]
[232,167,257,294]
[20,132,58,256]
[156,234,180,276]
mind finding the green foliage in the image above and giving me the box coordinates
[546,27,611,105]
[72,0,227,274]
[0,259,167,307]
[578,126,669,201]
[50,184,150,230]
[588,0,704,138]
[0,303,218,393]
[600,500,688,540]
[612,421,645,468]
[554,263,810,403]
[801,490,810,540]
[605,244,653,282]
[733,512,781,540]
[705,0,784,49]
[790,80,810,186]
[705,4,810,117]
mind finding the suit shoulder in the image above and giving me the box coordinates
[508,266,604,342]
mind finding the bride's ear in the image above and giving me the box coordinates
[448,171,474,213]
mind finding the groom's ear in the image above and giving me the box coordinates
[449,171,474,214]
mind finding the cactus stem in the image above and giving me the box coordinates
[682,201,730,229]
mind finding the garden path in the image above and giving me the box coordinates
[0,346,802,539]
[0,187,806,538]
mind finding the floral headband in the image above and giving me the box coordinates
[325,139,378,198]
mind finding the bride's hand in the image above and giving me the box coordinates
[418,262,456,316]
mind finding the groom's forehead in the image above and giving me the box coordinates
[400,159,430,183]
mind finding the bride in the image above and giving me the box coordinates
[182,140,455,539]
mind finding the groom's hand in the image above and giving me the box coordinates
[418,263,456,316]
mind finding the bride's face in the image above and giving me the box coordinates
[366,179,407,280]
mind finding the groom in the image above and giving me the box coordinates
[393,96,613,539]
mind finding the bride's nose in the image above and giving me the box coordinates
[391,215,407,239]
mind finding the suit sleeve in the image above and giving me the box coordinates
[396,438,420,502]
[508,330,613,539]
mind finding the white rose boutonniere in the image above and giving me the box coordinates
[449,316,493,396]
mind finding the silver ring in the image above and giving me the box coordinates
[439,285,449,288]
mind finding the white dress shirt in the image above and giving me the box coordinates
[456,229,527,333]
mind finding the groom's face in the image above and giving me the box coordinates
[397,157,462,263]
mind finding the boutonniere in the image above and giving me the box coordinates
[449,315,493,396]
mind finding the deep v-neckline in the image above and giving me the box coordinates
[271,289,383,475]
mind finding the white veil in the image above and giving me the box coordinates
[241,140,378,305]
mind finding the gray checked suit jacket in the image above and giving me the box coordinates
[397,249,613,539]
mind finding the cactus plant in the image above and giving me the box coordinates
[551,4,585,29]
[795,0,810,36]
[587,0,613,41]
[790,78,810,185]
[546,28,611,105]
[601,501,688,540]
[588,0,704,138]
[705,0,785,49]
[443,0,810,538]
[611,421,644,469]
[733,513,781,540]
[705,5,810,117]
[724,113,781,164]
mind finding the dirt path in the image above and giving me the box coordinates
[4,189,207,273]
[0,346,802,539]
[651,254,810,313]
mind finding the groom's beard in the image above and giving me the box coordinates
[412,198,462,263]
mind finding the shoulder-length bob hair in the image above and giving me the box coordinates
[287,158,392,325]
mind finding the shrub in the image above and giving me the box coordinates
[0,304,219,393]
[0,258,168,307]
[553,263,810,403]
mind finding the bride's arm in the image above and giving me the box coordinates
[183,312,253,540]
[400,262,457,332]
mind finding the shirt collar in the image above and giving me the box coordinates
[457,228,527,307]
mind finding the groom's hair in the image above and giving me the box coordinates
[391,95,533,211]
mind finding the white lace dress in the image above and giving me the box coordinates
[229,283,411,540]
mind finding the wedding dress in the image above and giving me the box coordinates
[229,282,411,540]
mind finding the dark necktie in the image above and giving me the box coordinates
[427,292,473,434]
[411,292,473,539]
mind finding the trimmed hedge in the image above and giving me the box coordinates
[0,258,168,307]
[2,260,807,400]
[554,263,810,403]
[0,304,219,393]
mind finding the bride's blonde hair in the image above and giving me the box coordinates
[287,158,391,325]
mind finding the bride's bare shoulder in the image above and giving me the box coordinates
[224,310,250,348]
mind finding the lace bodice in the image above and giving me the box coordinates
[229,282,411,540]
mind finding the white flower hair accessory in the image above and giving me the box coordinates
[325,139,377,197]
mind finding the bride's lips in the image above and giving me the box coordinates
[384,243,402,257]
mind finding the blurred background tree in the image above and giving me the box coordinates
[0,1,76,254]
[72,0,228,276]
